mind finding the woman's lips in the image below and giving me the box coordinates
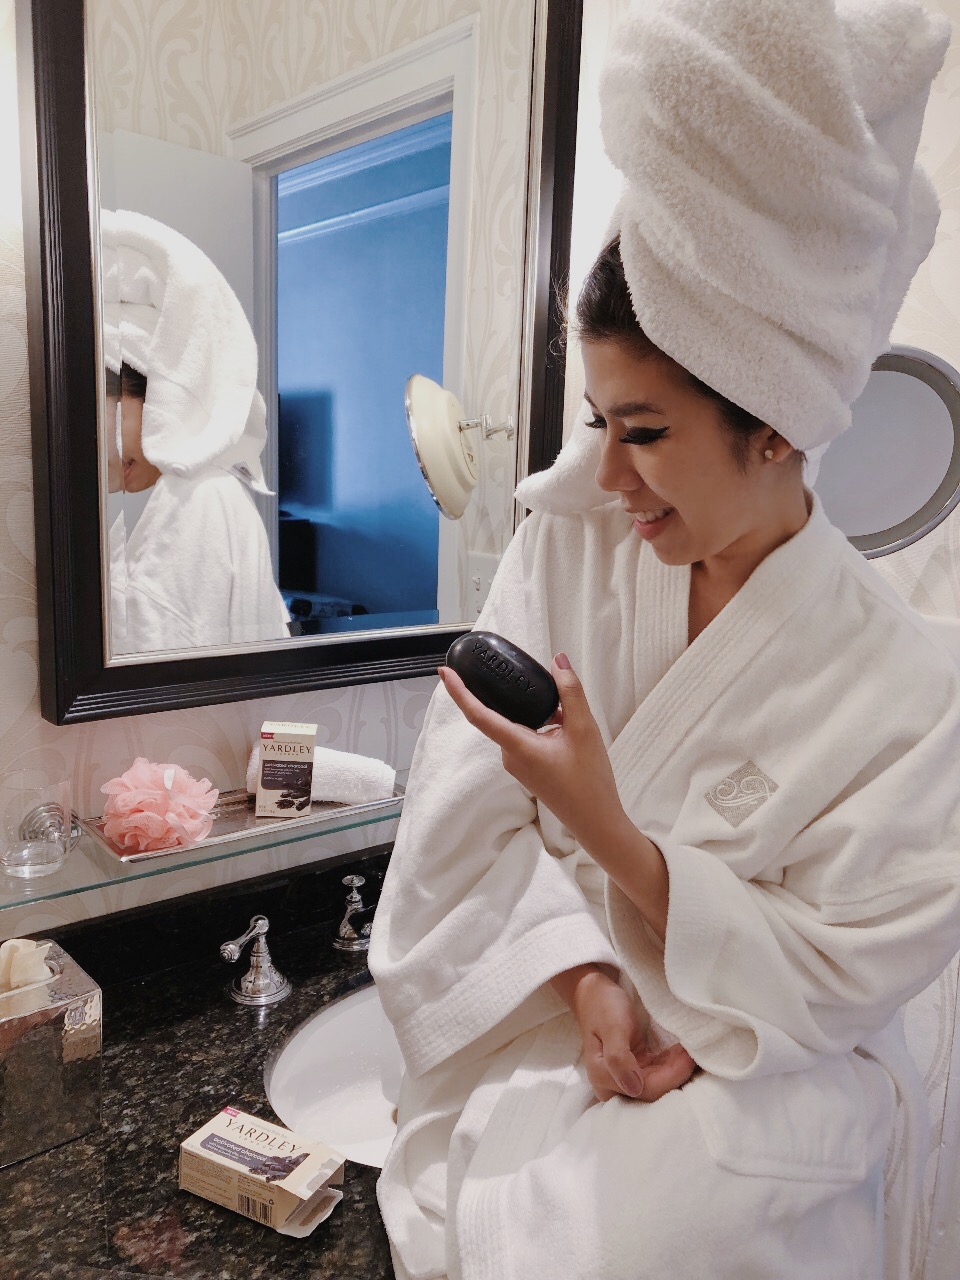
[629,507,675,539]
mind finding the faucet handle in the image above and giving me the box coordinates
[220,913,268,963]
[342,875,365,905]
[219,914,291,1007]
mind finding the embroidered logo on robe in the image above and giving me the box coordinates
[704,762,778,828]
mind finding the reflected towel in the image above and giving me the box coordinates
[246,744,396,807]
[100,208,272,494]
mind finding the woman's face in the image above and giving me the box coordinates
[119,394,161,493]
[582,338,798,567]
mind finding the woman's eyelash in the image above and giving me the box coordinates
[585,418,669,445]
[622,426,669,445]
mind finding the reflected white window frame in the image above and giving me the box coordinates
[229,16,479,631]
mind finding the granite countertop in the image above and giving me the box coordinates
[0,922,395,1279]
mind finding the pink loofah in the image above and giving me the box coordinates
[101,758,219,853]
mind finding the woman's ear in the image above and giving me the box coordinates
[759,429,795,465]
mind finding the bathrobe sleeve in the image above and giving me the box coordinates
[369,517,621,1079]
[607,692,960,1082]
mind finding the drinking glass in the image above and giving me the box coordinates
[0,772,73,879]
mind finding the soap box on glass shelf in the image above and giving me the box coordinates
[179,1107,344,1236]
[255,721,317,819]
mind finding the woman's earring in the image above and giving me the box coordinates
[764,449,775,460]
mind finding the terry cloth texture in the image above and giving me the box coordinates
[101,208,271,493]
[601,0,950,452]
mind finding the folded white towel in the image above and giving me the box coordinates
[246,744,396,807]
[597,0,950,453]
[100,208,271,494]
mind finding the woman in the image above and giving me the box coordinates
[101,210,290,653]
[369,2,960,1277]
[105,358,289,653]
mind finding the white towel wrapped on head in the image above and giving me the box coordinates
[100,208,272,494]
[517,0,948,518]
[598,0,950,453]
[246,744,396,807]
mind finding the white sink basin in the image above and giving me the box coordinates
[265,983,402,1168]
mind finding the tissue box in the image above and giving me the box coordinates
[179,1107,345,1236]
[0,941,102,1169]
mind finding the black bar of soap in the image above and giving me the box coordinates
[445,631,560,729]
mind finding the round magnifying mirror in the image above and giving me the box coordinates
[815,346,960,558]
[404,374,479,520]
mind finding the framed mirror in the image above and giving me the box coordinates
[15,0,580,724]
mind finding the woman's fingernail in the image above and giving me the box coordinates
[625,1071,644,1096]
[437,666,447,681]
[555,652,571,670]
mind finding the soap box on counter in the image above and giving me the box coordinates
[179,1107,344,1237]
[255,720,317,818]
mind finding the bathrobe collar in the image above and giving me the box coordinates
[607,490,848,810]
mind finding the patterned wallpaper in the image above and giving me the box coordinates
[91,0,236,153]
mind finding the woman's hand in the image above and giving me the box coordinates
[440,650,672,939]
[437,653,624,850]
[554,965,699,1104]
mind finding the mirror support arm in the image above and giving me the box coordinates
[459,416,516,441]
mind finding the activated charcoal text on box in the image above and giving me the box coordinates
[255,721,317,818]
[179,1106,344,1238]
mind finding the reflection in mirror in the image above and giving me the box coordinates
[19,0,564,722]
[101,210,290,655]
[815,347,960,559]
[406,375,478,519]
[404,374,516,519]
[90,4,527,664]
[276,115,452,636]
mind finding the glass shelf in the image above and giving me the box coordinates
[0,773,407,914]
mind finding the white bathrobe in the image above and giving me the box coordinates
[369,493,960,1280]
[114,469,289,654]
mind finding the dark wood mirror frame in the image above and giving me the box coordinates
[15,0,582,725]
